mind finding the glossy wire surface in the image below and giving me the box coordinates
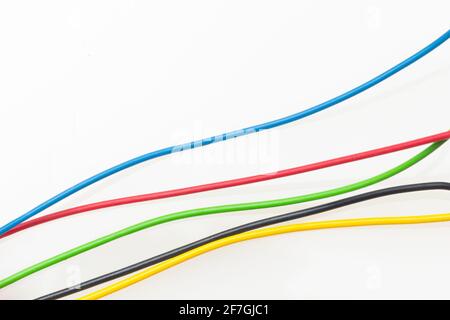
[1,30,448,236]
[2,130,448,239]
[0,140,445,289]
[80,211,450,300]
[39,182,450,300]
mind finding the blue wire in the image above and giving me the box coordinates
[1,30,449,236]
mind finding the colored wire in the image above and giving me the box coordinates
[38,182,450,300]
[1,31,448,237]
[80,212,450,300]
[3,130,448,239]
[0,141,445,289]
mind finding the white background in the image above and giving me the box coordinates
[0,1,449,300]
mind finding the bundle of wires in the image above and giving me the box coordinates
[40,182,450,300]
[1,30,449,300]
[0,138,447,291]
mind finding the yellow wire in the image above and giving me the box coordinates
[79,213,450,300]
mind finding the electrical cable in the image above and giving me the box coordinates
[38,182,450,300]
[80,211,450,300]
[2,130,448,239]
[1,30,448,236]
[0,140,445,289]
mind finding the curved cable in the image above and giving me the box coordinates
[2,130,448,239]
[0,140,445,289]
[38,182,450,300]
[1,30,448,236]
[80,211,450,300]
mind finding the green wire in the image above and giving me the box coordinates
[0,141,445,288]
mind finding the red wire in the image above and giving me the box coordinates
[2,130,449,239]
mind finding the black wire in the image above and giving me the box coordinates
[37,182,450,300]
